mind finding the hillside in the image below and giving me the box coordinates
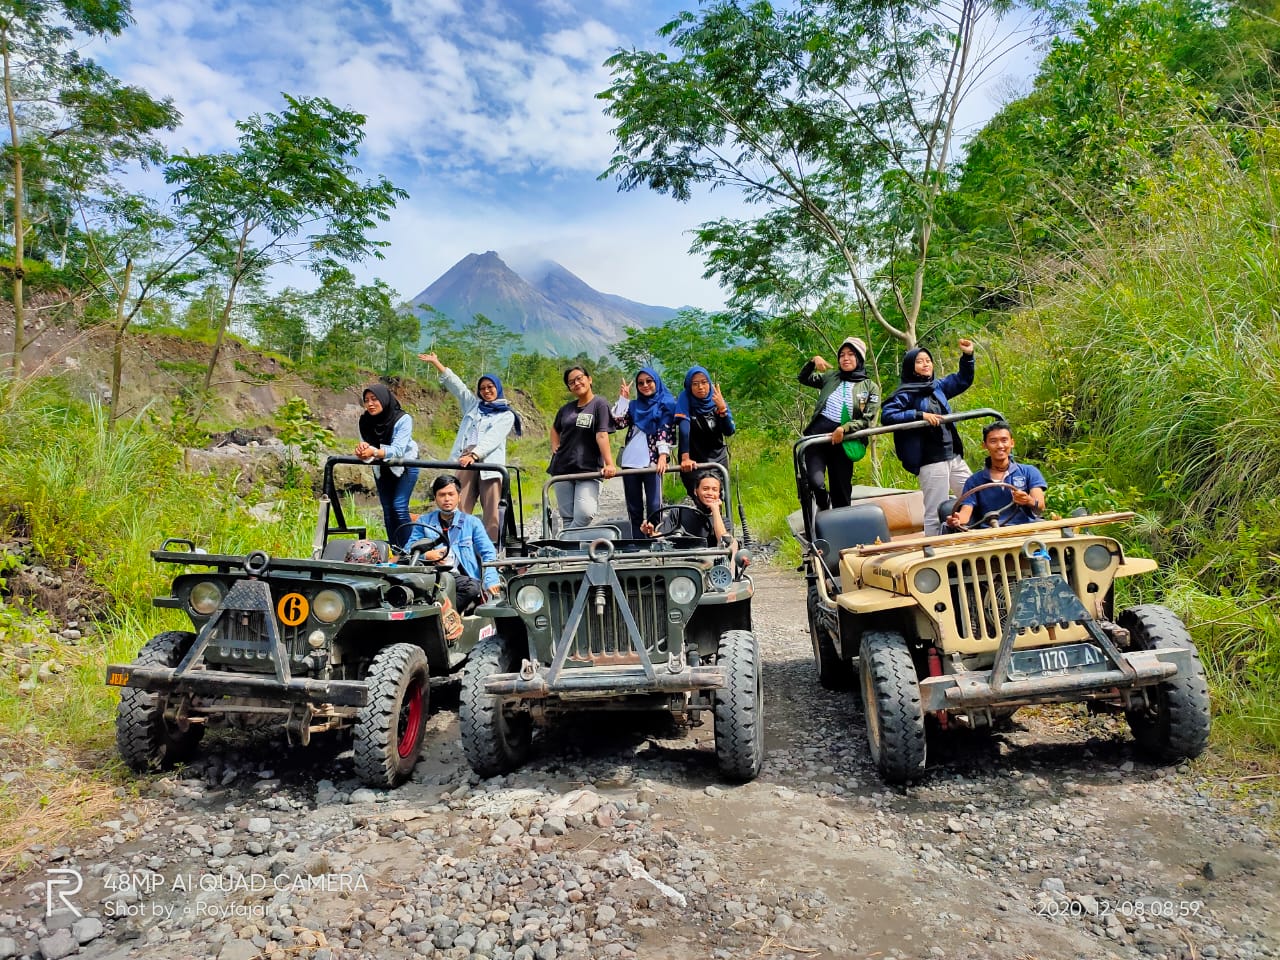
[409,251,678,356]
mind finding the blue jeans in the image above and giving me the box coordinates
[552,478,602,529]
[622,471,662,537]
[375,466,419,548]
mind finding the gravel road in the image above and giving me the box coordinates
[2,525,1277,960]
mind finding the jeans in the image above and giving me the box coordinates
[375,466,420,548]
[621,471,663,537]
[918,455,972,536]
[553,478,602,529]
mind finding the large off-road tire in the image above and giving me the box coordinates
[1120,605,1211,762]
[115,631,205,772]
[713,630,764,782]
[859,629,926,783]
[353,643,430,788]
[459,634,532,778]
[808,581,853,690]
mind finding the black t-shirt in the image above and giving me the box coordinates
[687,413,729,464]
[550,395,613,475]
[657,501,724,547]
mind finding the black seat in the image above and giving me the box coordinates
[813,504,891,580]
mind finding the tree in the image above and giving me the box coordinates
[165,94,406,400]
[600,0,1054,347]
[1,0,179,374]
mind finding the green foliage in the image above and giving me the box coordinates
[274,396,335,490]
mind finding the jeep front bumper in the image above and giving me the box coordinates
[105,663,368,707]
[484,662,724,699]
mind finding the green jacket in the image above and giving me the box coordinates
[799,361,881,432]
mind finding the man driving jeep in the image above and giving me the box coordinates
[404,474,501,611]
[947,420,1047,529]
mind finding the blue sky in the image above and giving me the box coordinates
[91,0,1040,311]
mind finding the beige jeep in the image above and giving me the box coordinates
[792,410,1210,783]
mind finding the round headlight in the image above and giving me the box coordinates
[669,576,698,605]
[913,568,942,593]
[312,589,346,623]
[1084,544,1113,571]
[189,580,223,615]
[516,585,545,614]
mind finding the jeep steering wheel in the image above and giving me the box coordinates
[645,504,705,539]
[402,529,450,566]
[946,481,1039,531]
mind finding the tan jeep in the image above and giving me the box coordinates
[792,410,1211,783]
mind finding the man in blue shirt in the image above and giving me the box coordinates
[405,474,501,612]
[947,421,1047,529]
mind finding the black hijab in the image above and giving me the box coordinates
[358,383,406,446]
[897,347,935,392]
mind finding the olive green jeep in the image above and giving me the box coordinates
[105,457,524,788]
[793,411,1211,784]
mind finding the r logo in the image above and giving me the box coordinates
[46,867,82,917]
[276,593,310,626]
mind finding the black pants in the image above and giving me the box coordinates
[804,415,853,511]
[454,574,482,614]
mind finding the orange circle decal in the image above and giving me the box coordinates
[277,593,310,626]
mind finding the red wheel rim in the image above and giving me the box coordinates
[397,677,425,758]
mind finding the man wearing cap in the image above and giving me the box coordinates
[404,475,501,613]
[799,337,881,512]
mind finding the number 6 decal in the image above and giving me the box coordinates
[277,592,309,626]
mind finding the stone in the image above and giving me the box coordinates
[218,941,263,960]
[38,929,78,960]
[73,916,105,944]
[0,937,18,960]
[247,817,272,834]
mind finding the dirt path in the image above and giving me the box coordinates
[2,566,1277,960]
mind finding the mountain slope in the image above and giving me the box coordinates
[409,252,677,357]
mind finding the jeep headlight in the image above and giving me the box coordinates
[1084,544,1113,571]
[669,576,698,605]
[189,580,223,615]
[312,589,346,623]
[913,568,942,593]
[516,585,545,614]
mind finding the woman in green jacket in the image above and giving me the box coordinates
[799,337,880,512]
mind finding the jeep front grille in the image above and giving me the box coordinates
[545,574,671,662]
[947,544,1078,641]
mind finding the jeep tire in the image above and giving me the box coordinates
[460,634,533,778]
[713,629,764,782]
[859,629,926,783]
[1120,605,1211,761]
[354,643,429,788]
[808,580,853,690]
[115,631,206,772]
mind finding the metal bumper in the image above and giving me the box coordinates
[105,663,368,707]
[919,648,1186,713]
[484,663,725,700]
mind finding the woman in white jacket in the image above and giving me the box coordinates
[419,352,522,542]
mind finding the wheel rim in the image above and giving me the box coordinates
[861,663,882,760]
[397,676,426,758]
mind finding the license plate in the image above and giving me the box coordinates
[1009,643,1109,678]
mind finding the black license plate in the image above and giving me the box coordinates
[1010,642,1109,678]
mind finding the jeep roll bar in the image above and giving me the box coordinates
[319,456,525,554]
[791,408,1006,546]
[541,461,732,540]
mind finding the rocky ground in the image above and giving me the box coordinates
[1,564,1277,960]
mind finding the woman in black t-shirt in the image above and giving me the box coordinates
[548,365,618,529]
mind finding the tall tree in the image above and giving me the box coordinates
[601,0,1054,347]
[165,94,406,400]
[0,0,179,374]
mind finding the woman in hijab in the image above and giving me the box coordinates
[611,365,677,537]
[674,365,736,497]
[355,383,420,548]
[799,336,880,512]
[419,352,522,543]
[880,337,976,536]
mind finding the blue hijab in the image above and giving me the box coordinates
[629,366,677,437]
[476,373,523,437]
[675,365,722,418]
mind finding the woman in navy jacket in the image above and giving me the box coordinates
[880,338,975,536]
